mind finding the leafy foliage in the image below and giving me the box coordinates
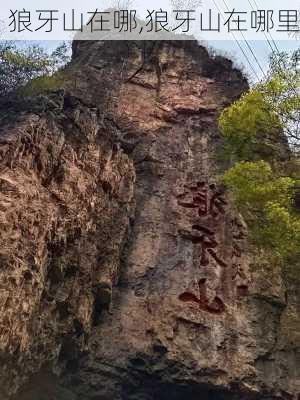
[18,71,66,96]
[219,50,300,264]
[260,50,300,152]
[223,161,294,211]
[219,90,282,163]
[223,161,299,259]
[0,42,70,96]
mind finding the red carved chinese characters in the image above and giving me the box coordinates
[179,278,225,315]
[177,181,248,315]
[178,182,226,218]
[177,182,228,269]
[180,224,227,268]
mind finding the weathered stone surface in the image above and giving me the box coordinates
[0,41,299,400]
[0,89,135,398]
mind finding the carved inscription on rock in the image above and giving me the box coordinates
[176,181,249,315]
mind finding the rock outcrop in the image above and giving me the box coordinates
[0,40,299,400]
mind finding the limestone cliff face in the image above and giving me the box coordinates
[0,41,299,400]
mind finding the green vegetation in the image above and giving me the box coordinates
[259,50,300,152]
[223,161,299,259]
[219,50,300,264]
[18,71,66,96]
[0,42,70,97]
[219,90,283,163]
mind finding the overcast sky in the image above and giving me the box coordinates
[36,38,298,85]
[19,0,299,85]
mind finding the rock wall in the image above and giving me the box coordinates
[0,81,135,398]
[0,41,299,400]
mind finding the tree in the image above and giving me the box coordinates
[219,90,284,164]
[170,0,202,9]
[0,41,70,97]
[219,49,300,162]
[218,49,300,265]
[222,161,299,259]
[260,49,300,153]
[108,0,134,10]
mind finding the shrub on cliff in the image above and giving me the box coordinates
[219,90,283,163]
[219,50,300,264]
[223,161,299,259]
[18,71,66,96]
[0,42,70,96]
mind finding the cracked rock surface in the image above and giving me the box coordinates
[0,41,299,400]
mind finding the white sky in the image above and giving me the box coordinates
[36,38,298,85]
[13,0,300,84]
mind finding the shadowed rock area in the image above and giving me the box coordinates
[0,40,299,400]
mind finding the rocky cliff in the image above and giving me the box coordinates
[0,40,299,400]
